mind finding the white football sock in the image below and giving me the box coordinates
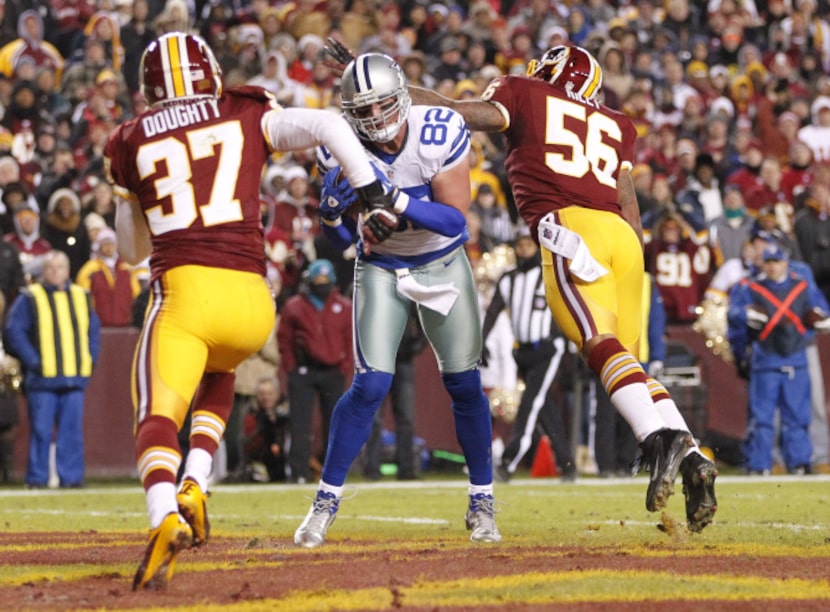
[609,382,666,442]
[146,482,177,529]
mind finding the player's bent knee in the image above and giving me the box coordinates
[442,370,488,415]
[346,371,393,410]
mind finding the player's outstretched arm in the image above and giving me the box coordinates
[409,86,506,132]
[264,108,378,190]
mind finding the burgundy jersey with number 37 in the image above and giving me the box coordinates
[105,87,278,280]
[484,75,637,234]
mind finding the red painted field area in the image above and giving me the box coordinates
[1,529,829,610]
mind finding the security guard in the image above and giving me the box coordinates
[728,244,829,474]
[4,250,100,487]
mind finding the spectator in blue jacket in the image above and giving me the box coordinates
[4,250,100,488]
[728,244,830,475]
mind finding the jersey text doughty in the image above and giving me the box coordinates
[105,87,278,281]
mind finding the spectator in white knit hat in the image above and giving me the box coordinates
[75,226,141,326]
[797,96,830,164]
[43,188,89,277]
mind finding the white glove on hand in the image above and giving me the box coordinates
[746,306,769,330]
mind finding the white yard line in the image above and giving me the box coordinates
[0,473,827,498]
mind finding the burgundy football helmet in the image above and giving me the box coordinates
[140,32,223,106]
[526,45,603,100]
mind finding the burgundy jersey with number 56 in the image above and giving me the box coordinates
[483,75,637,235]
[104,87,278,281]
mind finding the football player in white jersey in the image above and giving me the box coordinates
[294,53,500,548]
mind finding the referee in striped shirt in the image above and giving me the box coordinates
[481,228,576,481]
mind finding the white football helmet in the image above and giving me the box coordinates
[340,53,411,142]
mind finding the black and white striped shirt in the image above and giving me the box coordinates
[482,263,561,346]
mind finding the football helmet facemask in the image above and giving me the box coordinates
[526,45,602,100]
[140,32,223,106]
[340,53,411,143]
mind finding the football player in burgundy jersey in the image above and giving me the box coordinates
[105,32,396,590]
[407,44,717,532]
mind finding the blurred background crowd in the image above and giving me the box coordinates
[1,0,830,481]
[0,0,829,313]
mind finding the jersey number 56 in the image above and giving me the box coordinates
[544,97,621,189]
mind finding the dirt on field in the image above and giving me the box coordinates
[1,531,828,611]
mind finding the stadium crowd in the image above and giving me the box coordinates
[1,0,830,480]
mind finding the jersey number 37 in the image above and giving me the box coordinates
[137,121,245,235]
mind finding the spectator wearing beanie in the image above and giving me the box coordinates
[75,226,140,326]
[798,96,830,164]
[42,187,90,278]
[433,35,469,83]
[277,258,352,483]
[4,198,51,283]
[82,212,106,245]
[0,180,28,235]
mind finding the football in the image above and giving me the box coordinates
[361,208,400,245]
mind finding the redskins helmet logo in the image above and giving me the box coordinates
[528,45,602,101]
[141,32,223,106]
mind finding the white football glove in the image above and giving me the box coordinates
[746,306,769,330]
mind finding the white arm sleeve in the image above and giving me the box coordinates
[261,108,376,188]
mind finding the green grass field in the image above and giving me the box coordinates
[1,474,828,547]
[1,474,828,610]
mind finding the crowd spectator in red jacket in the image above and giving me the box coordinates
[781,140,814,205]
[726,138,766,201]
[277,259,352,483]
[75,226,140,326]
[745,157,791,221]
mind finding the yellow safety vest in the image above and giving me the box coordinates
[28,284,93,378]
